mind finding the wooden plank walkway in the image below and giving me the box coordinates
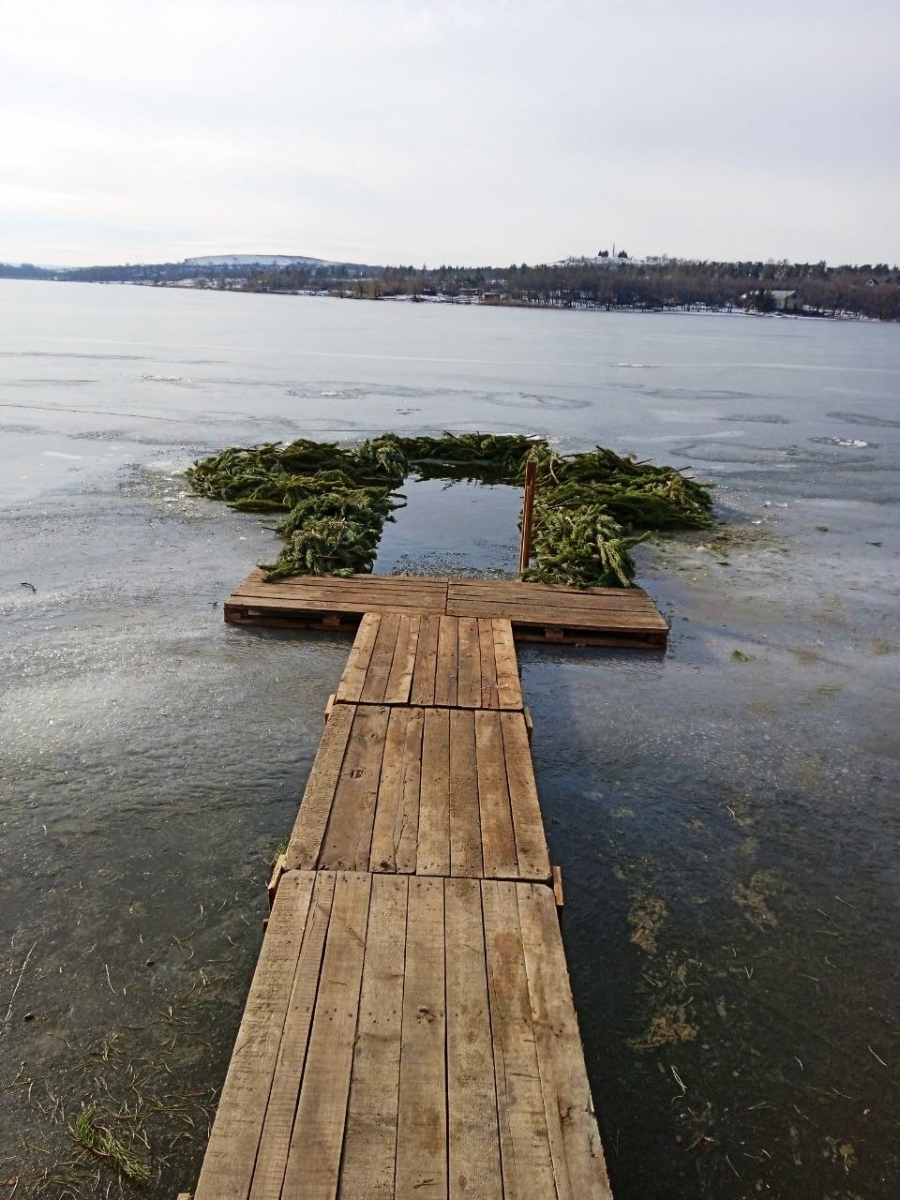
[186,610,613,1199]
[224,570,668,649]
[336,612,523,709]
[448,579,667,648]
[224,571,448,631]
[285,704,549,881]
[192,872,612,1200]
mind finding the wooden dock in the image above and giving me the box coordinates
[337,613,525,709]
[224,570,669,649]
[192,873,608,1200]
[186,593,623,1199]
[285,704,549,881]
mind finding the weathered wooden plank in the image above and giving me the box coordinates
[360,612,402,704]
[235,574,448,598]
[396,707,425,873]
[249,873,336,1200]
[239,568,447,590]
[447,581,662,610]
[449,605,662,625]
[193,873,316,1200]
[448,710,482,878]
[231,586,432,602]
[338,874,408,1199]
[456,615,483,709]
[280,872,372,1199]
[285,703,354,871]
[449,578,657,602]
[232,591,439,613]
[383,615,420,705]
[417,708,451,875]
[396,877,447,1198]
[445,878,503,1200]
[369,708,420,873]
[475,710,518,879]
[410,614,440,706]
[450,591,661,614]
[478,618,500,710]
[337,613,381,703]
[319,706,390,870]
[518,883,613,1200]
[482,879,557,1200]
[501,712,551,883]
[492,619,522,710]
[367,706,408,874]
[448,598,667,630]
[434,614,459,707]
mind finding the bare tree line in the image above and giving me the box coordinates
[3,256,898,320]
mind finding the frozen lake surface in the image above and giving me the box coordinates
[1,280,898,1198]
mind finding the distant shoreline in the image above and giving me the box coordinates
[1,275,890,324]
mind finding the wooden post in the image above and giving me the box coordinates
[518,459,537,575]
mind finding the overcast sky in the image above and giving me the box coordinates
[2,0,898,268]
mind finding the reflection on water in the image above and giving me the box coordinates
[0,280,898,1197]
[374,476,521,576]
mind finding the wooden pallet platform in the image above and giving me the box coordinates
[286,703,550,881]
[224,570,668,648]
[223,570,447,633]
[192,870,612,1200]
[336,612,523,709]
[449,579,668,649]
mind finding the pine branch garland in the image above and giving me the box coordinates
[186,432,713,586]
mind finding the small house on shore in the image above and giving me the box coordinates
[770,288,800,311]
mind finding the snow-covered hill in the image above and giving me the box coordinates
[184,254,337,268]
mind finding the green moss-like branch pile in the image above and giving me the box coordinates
[186,432,713,585]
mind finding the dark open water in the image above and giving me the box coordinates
[1,280,898,1198]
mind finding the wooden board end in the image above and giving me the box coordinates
[266,853,287,909]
